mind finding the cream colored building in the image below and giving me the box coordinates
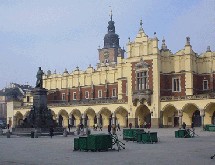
[8,17,215,129]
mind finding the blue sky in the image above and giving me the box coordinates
[0,0,214,89]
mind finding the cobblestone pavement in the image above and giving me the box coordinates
[0,128,214,165]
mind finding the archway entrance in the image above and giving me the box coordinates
[203,103,215,125]
[135,105,151,128]
[99,108,111,127]
[182,104,200,127]
[70,109,81,127]
[192,110,201,127]
[115,107,128,127]
[162,105,178,128]
[85,108,96,127]
[58,110,69,127]
[14,112,23,127]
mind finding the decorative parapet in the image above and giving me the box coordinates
[132,89,152,106]
[160,93,215,102]
[14,98,127,109]
[48,98,126,107]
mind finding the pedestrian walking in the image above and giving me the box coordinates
[108,124,111,134]
[112,124,116,135]
[49,126,54,138]
[129,123,132,129]
[68,124,71,132]
[182,122,186,129]
[117,123,121,131]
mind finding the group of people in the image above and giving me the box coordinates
[108,123,121,134]
[93,123,103,131]
[143,122,151,129]
[182,122,195,130]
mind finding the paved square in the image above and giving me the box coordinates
[0,128,214,165]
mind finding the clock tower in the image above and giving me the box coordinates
[98,11,124,65]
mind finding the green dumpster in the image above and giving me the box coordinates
[79,136,88,151]
[177,130,191,138]
[123,128,145,141]
[123,129,134,140]
[135,129,146,142]
[136,132,143,143]
[208,125,215,131]
[87,134,112,151]
[205,124,215,132]
[142,132,158,143]
[175,131,179,138]
[74,138,80,151]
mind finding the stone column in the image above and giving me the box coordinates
[112,113,115,125]
[178,110,183,128]
[69,117,72,125]
[82,114,86,126]
[56,117,59,126]
[13,116,16,128]
[97,114,100,125]
[200,109,205,130]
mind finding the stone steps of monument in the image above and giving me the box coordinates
[12,132,63,137]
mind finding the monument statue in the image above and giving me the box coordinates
[22,68,54,128]
[13,67,63,136]
[36,67,43,88]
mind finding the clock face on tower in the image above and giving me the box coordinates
[104,51,109,59]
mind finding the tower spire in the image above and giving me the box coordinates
[109,6,113,21]
[161,37,167,50]
[139,19,144,32]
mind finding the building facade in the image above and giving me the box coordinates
[8,16,215,128]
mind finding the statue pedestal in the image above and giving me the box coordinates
[33,88,48,110]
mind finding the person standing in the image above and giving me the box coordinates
[49,126,54,138]
[129,123,132,129]
[108,124,112,134]
[68,124,71,132]
[117,123,121,131]
[182,122,186,129]
[112,124,116,135]
[191,122,195,131]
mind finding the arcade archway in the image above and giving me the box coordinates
[135,105,151,127]
[162,104,178,127]
[70,109,82,127]
[14,111,23,127]
[84,108,96,127]
[115,106,128,127]
[58,109,69,127]
[204,103,215,125]
[182,104,201,127]
[99,108,111,127]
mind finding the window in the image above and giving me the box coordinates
[98,90,102,98]
[54,96,57,100]
[26,96,30,102]
[62,93,66,101]
[105,59,109,63]
[203,80,208,90]
[137,71,148,90]
[73,92,77,100]
[112,88,116,97]
[172,77,181,92]
[85,91,89,99]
